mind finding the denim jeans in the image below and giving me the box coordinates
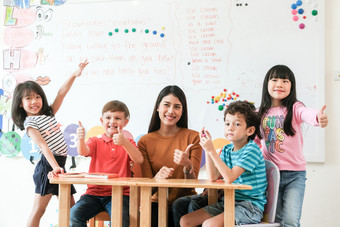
[172,194,209,227]
[70,194,129,227]
[275,171,306,227]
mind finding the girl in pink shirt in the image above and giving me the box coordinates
[256,65,328,227]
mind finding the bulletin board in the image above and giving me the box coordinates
[0,0,325,162]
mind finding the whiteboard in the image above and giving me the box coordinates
[0,0,325,161]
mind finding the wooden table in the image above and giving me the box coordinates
[136,178,252,227]
[50,177,251,227]
[50,177,146,227]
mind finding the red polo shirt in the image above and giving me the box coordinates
[85,134,135,196]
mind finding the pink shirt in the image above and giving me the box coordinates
[85,134,135,196]
[255,102,319,171]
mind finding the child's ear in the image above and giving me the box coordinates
[247,126,255,137]
[100,117,103,125]
[123,119,129,128]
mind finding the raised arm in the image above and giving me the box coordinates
[76,121,91,156]
[51,60,89,114]
[200,129,245,183]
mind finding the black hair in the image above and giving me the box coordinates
[259,65,298,136]
[224,101,261,141]
[11,81,52,130]
[148,85,188,133]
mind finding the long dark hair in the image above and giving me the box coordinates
[148,85,188,133]
[11,80,53,130]
[259,65,298,136]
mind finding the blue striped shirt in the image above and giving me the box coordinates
[24,115,67,156]
[220,140,267,211]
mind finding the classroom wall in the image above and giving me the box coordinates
[301,1,340,226]
[0,1,339,227]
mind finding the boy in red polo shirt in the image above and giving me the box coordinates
[70,100,143,227]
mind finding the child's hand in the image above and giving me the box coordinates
[73,59,89,78]
[199,129,215,153]
[154,166,174,179]
[318,105,328,128]
[112,127,126,146]
[174,144,193,167]
[77,121,86,140]
[48,167,64,178]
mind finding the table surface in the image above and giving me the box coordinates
[50,176,252,190]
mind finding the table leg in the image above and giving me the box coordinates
[224,189,235,227]
[111,186,123,227]
[130,186,140,227]
[158,187,168,227]
[140,186,152,227]
[58,184,71,227]
[208,188,218,205]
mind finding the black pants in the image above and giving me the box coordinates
[151,202,175,227]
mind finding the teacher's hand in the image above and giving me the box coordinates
[154,166,174,179]
[174,144,193,167]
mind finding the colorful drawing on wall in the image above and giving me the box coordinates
[0,89,3,137]
[63,123,79,157]
[85,125,105,142]
[0,131,21,157]
[4,27,34,48]
[206,88,240,112]
[21,133,41,163]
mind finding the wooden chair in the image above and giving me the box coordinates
[88,163,142,227]
[88,211,110,227]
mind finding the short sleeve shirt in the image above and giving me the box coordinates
[24,115,67,156]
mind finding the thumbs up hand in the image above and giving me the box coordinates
[77,121,86,140]
[174,144,193,167]
[112,127,126,145]
[318,105,328,128]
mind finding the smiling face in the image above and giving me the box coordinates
[224,113,255,150]
[157,94,183,129]
[100,111,128,138]
[21,91,43,116]
[268,77,291,107]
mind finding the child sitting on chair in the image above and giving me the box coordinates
[180,101,267,226]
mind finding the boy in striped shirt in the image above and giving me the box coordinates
[180,101,267,226]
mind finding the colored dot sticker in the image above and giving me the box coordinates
[115,28,119,32]
[145,29,149,33]
[160,33,165,38]
[292,9,297,15]
[312,10,318,16]
[153,30,157,35]
[298,8,304,14]
[296,0,302,6]
[218,105,224,111]
[299,23,305,29]
[293,15,299,21]
[291,3,297,9]
[132,28,136,32]
[124,29,129,33]
[108,32,112,36]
